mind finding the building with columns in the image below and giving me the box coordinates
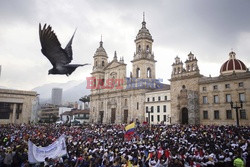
[170,51,250,126]
[90,16,170,124]
[0,89,37,124]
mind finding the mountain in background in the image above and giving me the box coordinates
[32,80,90,104]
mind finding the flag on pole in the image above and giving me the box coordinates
[124,122,136,140]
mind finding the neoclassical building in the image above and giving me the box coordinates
[0,88,37,124]
[89,17,170,124]
[170,51,250,125]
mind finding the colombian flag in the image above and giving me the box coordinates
[124,122,136,140]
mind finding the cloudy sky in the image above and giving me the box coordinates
[1,0,250,90]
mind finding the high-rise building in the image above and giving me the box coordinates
[51,88,63,106]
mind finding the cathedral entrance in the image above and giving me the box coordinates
[181,108,188,124]
[99,111,104,124]
[123,110,128,123]
[111,108,116,124]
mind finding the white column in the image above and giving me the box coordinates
[12,104,17,124]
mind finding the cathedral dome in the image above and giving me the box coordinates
[94,41,108,58]
[220,51,247,75]
[135,15,153,42]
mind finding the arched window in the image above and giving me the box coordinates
[146,45,150,52]
[125,99,127,106]
[178,67,180,73]
[136,68,140,78]
[102,61,105,66]
[187,65,190,71]
[147,67,151,78]
[138,45,141,52]
[191,64,194,71]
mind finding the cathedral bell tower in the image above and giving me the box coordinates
[91,39,108,90]
[131,13,156,79]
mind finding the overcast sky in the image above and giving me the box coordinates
[1,0,250,90]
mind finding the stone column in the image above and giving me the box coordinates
[12,103,17,124]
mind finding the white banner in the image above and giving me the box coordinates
[28,135,67,163]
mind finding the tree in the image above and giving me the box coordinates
[79,95,90,108]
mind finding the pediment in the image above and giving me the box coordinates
[104,61,125,70]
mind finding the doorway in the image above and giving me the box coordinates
[181,107,188,124]
[99,111,104,124]
[123,110,128,123]
[111,108,116,124]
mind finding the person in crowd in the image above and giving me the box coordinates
[0,123,249,167]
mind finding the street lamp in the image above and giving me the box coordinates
[230,101,243,126]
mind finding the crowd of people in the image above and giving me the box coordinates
[0,123,249,167]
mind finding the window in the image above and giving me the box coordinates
[147,68,151,78]
[226,94,231,103]
[225,84,230,89]
[203,110,208,119]
[136,68,140,78]
[146,106,148,112]
[226,110,232,119]
[152,97,155,102]
[213,85,218,90]
[137,102,139,110]
[165,96,167,100]
[0,102,11,119]
[163,115,167,122]
[101,79,105,86]
[102,61,105,66]
[240,109,246,119]
[101,102,103,108]
[214,110,220,119]
[203,96,208,104]
[214,95,219,104]
[157,115,160,122]
[239,93,245,102]
[151,106,154,113]
[239,82,244,87]
[0,112,10,119]
[151,115,154,122]
[125,99,127,106]
[202,87,207,91]
[95,61,97,66]
[158,96,161,101]
[138,45,141,52]
[147,98,150,102]
[157,106,160,113]
[163,105,166,113]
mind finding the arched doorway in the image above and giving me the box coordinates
[181,108,188,124]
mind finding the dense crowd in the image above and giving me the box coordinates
[0,123,249,167]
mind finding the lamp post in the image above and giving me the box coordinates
[230,101,243,126]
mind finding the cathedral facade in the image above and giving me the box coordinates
[89,17,167,124]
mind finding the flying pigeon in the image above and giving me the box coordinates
[39,23,89,76]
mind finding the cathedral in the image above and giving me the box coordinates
[89,16,167,124]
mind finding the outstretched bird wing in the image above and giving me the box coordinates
[39,23,71,67]
[64,29,76,61]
